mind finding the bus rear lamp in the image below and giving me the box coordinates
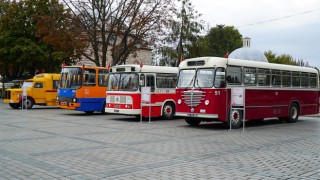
[178,99,182,104]
[205,100,210,105]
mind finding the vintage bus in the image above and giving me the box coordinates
[3,73,60,109]
[105,64,178,119]
[176,57,319,128]
[57,66,109,114]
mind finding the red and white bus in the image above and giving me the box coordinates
[105,64,178,119]
[176,57,319,128]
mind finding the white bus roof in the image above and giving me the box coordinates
[179,57,318,74]
[110,64,179,74]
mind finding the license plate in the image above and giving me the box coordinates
[60,102,67,106]
[114,109,119,113]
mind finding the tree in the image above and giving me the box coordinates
[0,0,84,80]
[204,25,242,57]
[156,0,203,66]
[64,0,173,66]
[264,50,310,67]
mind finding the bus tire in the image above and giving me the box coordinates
[185,117,201,126]
[23,97,34,109]
[286,103,300,123]
[101,102,106,114]
[228,109,243,129]
[9,103,20,109]
[162,102,175,120]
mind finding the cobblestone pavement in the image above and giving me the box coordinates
[1,101,320,180]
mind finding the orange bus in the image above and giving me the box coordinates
[57,65,109,114]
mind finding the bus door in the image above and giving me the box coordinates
[32,81,46,103]
[144,74,158,117]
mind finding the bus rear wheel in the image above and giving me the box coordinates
[185,117,201,126]
[9,103,20,109]
[286,103,300,123]
[162,102,175,120]
[228,109,243,129]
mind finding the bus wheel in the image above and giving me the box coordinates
[9,103,20,109]
[85,111,94,115]
[23,98,34,109]
[101,102,106,114]
[185,117,201,126]
[162,102,175,120]
[286,103,299,123]
[228,109,243,129]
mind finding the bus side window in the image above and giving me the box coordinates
[214,68,226,88]
[146,75,155,92]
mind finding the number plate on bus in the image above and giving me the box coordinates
[114,109,119,113]
[60,102,67,106]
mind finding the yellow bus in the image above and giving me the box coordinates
[3,73,60,109]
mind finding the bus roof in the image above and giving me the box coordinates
[110,64,178,74]
[180,57,318,74]
[34,73,60,80]
[63,66,109,70]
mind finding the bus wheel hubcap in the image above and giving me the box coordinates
[231,110,240,124]
[164,106,172,116]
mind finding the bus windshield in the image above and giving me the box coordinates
[178,69,215,88]
[22,81,33,88]
[195,69,215,88]
[107,73,139,91]
[178,69,196,88]
[60,67,82,89]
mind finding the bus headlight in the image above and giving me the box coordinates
[205,100,210,105]
[56,96,59,101]
[126,96,132,104]
[72,98,77,103]
[178,99,182,104]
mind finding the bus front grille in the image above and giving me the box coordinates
[182,90,205,107]
[4,90,11,100]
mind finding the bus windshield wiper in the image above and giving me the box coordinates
[185,75,196,89]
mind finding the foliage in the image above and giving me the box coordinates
[264,50,309,67]
[204,25,242,57]
[0,0,84,80]
[64,0,173,66]
[155,0,204,66]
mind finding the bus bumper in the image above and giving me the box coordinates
[105,108,140,115]
[175,112,219,119]
[58,102,80,110]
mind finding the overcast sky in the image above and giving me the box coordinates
[192,0,320,67]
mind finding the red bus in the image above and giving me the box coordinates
[176,57,319,128]
[105,64,178,119]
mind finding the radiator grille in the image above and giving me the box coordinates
[182,90,205,107]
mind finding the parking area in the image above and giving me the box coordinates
[1,100,320,180]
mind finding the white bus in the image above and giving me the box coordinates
[105,64,178,119]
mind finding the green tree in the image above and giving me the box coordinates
[264,50,301,66]
[203,25,242,57]
[156,0,203,66]
[0,0,84,81]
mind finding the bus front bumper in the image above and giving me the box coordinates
[58,102,80,110]
[175,112,219,119]
[105,108,140,115]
